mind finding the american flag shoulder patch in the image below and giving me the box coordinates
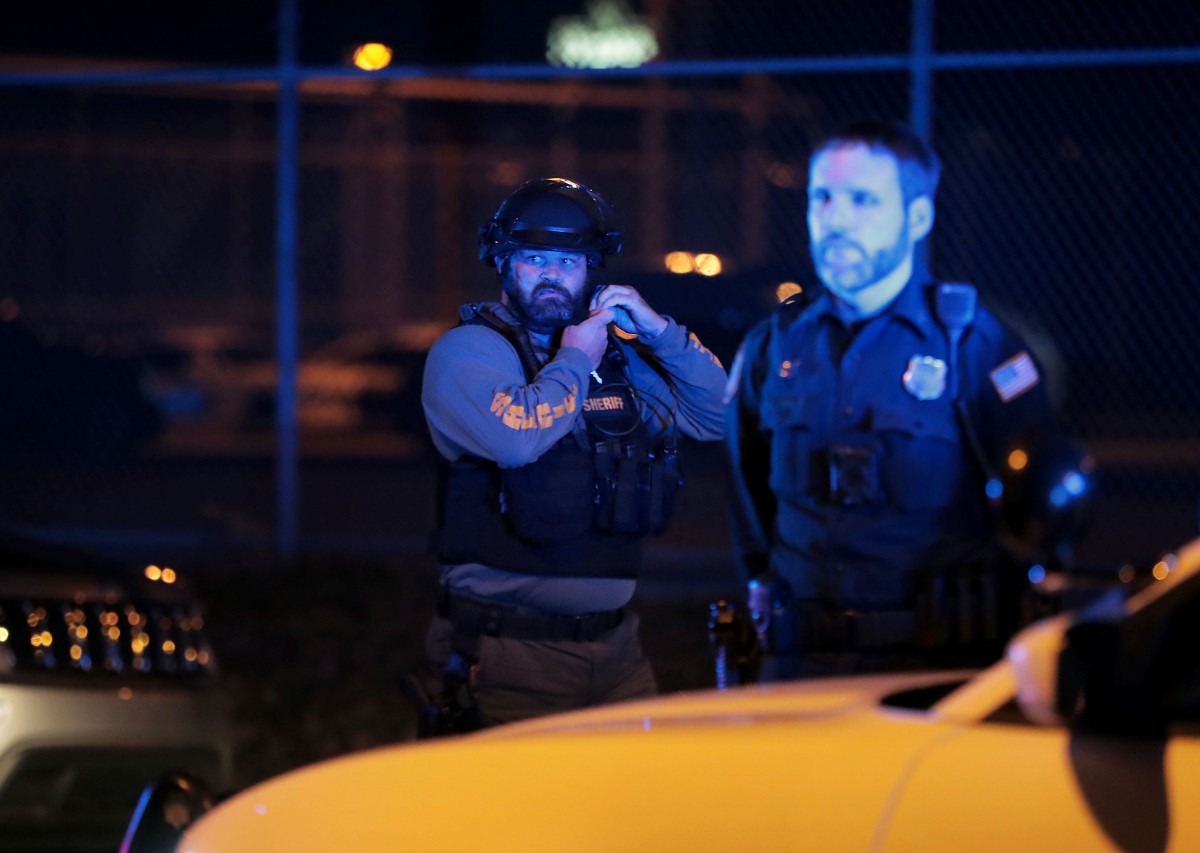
[989,350,1039,402]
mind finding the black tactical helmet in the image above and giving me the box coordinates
[994,433,1097,566]
[478,177,623,267]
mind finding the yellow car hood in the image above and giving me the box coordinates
[180,670,982,852]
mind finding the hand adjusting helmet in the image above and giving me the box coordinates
[478,177,623,268]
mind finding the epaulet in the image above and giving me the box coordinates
[736,296,804,397]
[458,303,480,324]
[775,292,809,325]
[458,302,504,329]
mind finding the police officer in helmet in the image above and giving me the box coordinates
[725,120,1068,680]
[420,177,726,729]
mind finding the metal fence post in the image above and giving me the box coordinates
[275,0,301,558]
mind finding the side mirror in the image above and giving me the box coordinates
[1026,537,1200,734]
[1006,613,1073,726]
[119,771,216,853]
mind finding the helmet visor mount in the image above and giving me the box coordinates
[480,177,623,268]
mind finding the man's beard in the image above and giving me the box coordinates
[812,230,909,295]
[501,272,592,334]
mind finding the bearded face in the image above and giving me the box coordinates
[809,227,911,297]
[499,248,594,333]
[807,143,920,313]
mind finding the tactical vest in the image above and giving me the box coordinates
[434,304,681,579]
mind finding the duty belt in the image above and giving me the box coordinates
[439,589,625,643]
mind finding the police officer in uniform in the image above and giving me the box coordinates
[726,120,1063,680]
[420,177,726,729]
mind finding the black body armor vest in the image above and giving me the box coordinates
[434,304,681,579]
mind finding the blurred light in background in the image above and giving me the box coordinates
[663,251,723,276]
[547,0,658,69]
[1007,448,1029,472]
[693,253,721,276]
[352,42,393,71]
[143,564,178,584]
[488,161,525,186]
[766,162,802,189]
[664,251,694,274]
[775,281,803,302]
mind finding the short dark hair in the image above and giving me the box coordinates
[813,120,942,204]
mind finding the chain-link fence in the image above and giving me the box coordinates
[0,0,1197,568]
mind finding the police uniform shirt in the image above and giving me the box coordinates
[728,275,1055,611]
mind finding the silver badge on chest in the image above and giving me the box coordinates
[903,355,948,401]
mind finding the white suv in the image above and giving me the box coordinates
[0,535,232,852]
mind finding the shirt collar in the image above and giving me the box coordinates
[805,272,937,340]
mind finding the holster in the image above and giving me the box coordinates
[402,652,482,740]
[708,599,761,688]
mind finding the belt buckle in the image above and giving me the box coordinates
[544,614,581,643]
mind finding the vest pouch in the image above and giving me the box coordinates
[595,442,681,535]
[644,446,682,535]
[500,445,596,544]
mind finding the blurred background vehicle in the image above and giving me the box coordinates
[266,322,444,439]
[0,307,162,456]
[135,325,275,431]
[136,322,443,451]
[0,532,232,853]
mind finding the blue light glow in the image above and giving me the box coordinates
[1063,471,1087,495]
[1028,564,1046,583]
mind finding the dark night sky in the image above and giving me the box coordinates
[0,1,589,67]
[4,2,1195,69]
